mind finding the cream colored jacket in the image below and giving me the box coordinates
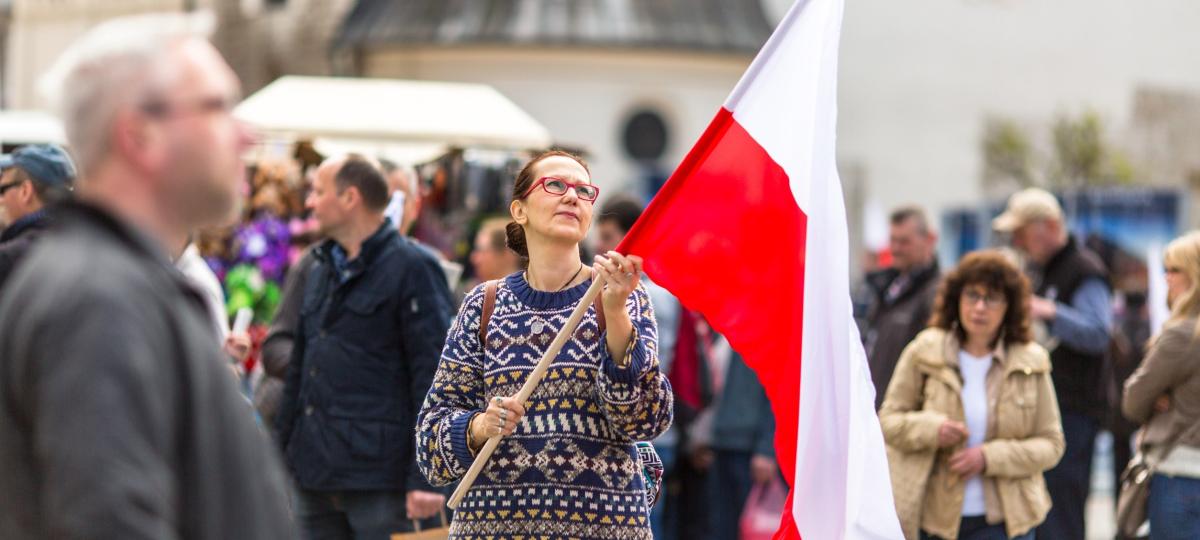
[880,328,1065,540]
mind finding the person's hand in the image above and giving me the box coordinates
[593,251,643,313]
[690,446,714,470]
[405,490,445,520]
[1029,296,1057,321]
[937,420,969,448]
[949,447,987,479]
[470,396,526,448]
[1155,395,1171,414]
[224,333,252,362]
[750,454,777,485]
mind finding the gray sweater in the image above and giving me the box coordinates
[0,203,293,539]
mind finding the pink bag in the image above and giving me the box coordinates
[739,476,788,540]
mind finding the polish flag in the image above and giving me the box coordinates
[618,0,903,538]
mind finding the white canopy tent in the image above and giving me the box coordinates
[0,110,66,147]
[234,76,552,164]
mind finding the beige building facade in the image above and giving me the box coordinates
[4,0,351,109]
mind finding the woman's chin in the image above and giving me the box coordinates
[545,225,586,244]
[962,324,997,343]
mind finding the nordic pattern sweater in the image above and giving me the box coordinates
[416,272,673,539]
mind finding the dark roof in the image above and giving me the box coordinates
[335,0,772,54]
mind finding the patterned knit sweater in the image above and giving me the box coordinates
[417,272,673,539]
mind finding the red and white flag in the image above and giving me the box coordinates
[618,0,903,538]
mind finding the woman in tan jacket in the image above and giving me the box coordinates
[880,251,1065,540]
[1122,231,1200,540]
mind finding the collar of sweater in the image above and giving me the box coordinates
[505,270,594,310]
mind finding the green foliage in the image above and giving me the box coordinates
[982,117,1036,188]
[982,110,1140,189]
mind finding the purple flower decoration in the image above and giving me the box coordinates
[233,213,292,283]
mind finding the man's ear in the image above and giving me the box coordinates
[112,108,166,175]
[340,185,360,210]
[18,179,36,206]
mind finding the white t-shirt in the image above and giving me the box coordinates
[959,350,992,517]
[175,243,229,341]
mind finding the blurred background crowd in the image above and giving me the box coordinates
[2,1,1200,539]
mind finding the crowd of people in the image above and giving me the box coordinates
[0,9,1197,540]
[865,192,1200,540]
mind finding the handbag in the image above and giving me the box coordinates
[1116,417,1200,538]
[739,475,788,540]
[391,509,451,540]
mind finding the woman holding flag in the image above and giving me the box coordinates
[880,251,1064,540]
[415,150,672,539]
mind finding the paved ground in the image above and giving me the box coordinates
[1086,431,1117,540]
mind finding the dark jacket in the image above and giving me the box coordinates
[276,222,452,493]
[864,261,941,409]
[711,353,775,457]
[1038,236,1110,418]
[0,202,293,539]
[0,209,51,289]
[255,248,317,433]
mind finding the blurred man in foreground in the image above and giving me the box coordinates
[0,12,292,539]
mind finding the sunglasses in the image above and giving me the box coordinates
[522,176,600,202]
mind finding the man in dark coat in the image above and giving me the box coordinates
[863,206,941,409]
[276,155,453,537]
[0,144,75,288]
[0,13,292,539]
[995,187,1112,540]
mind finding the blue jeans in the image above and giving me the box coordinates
[1038,411,1097,540]
[296,489,431,540]
[920,516,1035,540]
[1149,474,1200,540]
[649,443,676,539]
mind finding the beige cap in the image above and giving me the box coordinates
[992,188,1063,232]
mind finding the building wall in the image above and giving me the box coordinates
[832,0,1200,228]
[765,0,1200,234]
[4,0,350,110]
[204,0,353,94]
[359,46,752,201]
[6,0,185,108]
[0,0,10,107]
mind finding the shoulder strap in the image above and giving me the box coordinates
[478,280,498,345]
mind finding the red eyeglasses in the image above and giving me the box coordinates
[522,177,600,202]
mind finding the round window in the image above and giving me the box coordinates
[621,109,669,161]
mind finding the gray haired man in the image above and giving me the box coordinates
[0,12,292,539]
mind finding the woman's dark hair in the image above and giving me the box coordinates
[929,250,1033,346]
[505,150,591,258]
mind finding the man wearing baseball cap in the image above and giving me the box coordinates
[994,187,1112,540]
[0,144,76,288]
